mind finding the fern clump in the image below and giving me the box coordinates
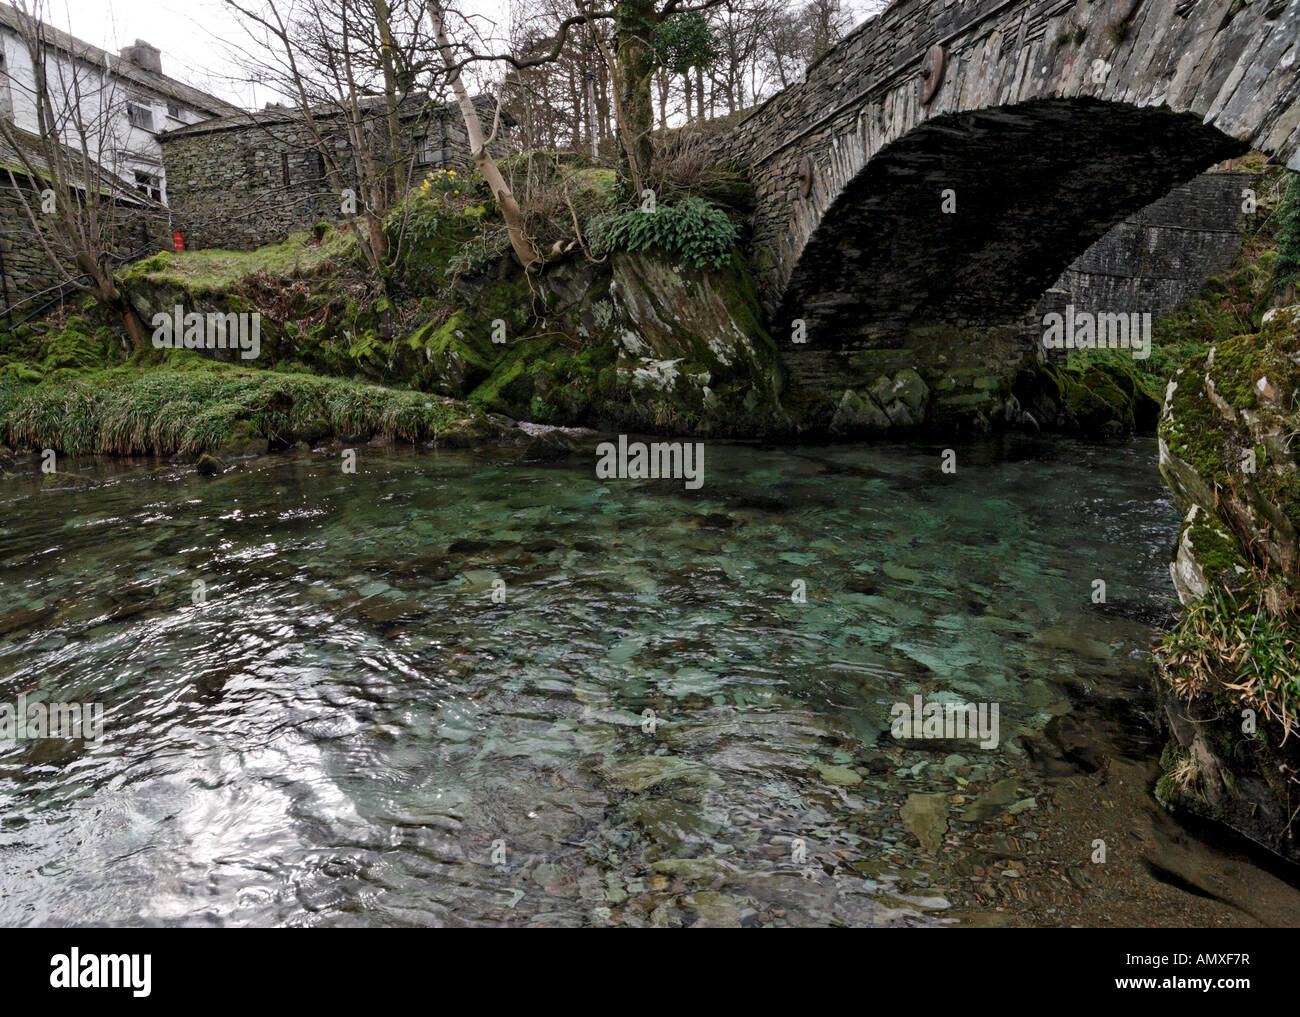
[588,197,737,270]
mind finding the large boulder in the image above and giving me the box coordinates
[600,250,790,435]
[443,248,793,437]
[828,369,930,436]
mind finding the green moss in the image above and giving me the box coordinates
[468,354,530,413]
[1160,355,1231,486]
[1185,511,1247,577]
[696,166,756,213]
[1039,356,1160,433]
[1161,310,1300,496]
[40,317,122,372]
[386,187,502,291]
[1209,334,1268,410]
[0,360,43,385]
[563,167,620,211]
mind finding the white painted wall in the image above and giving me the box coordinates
[0,25,211,205]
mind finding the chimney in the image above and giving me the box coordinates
[119,40,162,75]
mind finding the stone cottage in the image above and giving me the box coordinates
[0,5,237,321]
[160,95,514,250]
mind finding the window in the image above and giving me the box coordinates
[126,101,154,131]
[134,171,161,202]
[166,102,180,118]
[281,151,290,187]
[416,134,445,166]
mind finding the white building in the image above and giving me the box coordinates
[0,3,237,206]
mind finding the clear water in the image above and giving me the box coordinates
[0,437,1185,926]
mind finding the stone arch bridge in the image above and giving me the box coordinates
[719,0,1300,427]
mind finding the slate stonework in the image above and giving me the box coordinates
[160,102,511,251]
[708,0,1300,422]
[0,173,169,321]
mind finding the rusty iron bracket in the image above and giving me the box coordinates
[920,44,946,105]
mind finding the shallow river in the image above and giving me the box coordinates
[2,436,1298,926]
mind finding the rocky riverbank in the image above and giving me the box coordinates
[0,224,1165,466]
[1154,304,1300,862]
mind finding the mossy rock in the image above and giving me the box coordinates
[195,453,225,476]
[0,361,43,385]
[1026,358,1160,435]
[698,167,756,213]
[40,317,122,372]
[1159,311,1300,585]
[215,418,266,458]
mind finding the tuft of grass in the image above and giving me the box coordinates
[0,365,490,456]
[1168,756,1202,797]
[1158,583,1300,741]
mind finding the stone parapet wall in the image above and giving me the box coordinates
[0,175,169,323]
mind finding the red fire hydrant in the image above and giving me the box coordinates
[173,230,185,252]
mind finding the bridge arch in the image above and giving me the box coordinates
[778,97,1248,343]
[723,0,1300,424]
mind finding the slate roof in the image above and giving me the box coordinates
[160,93,515,140]
[0,4,239,118]
[0,121,153,204]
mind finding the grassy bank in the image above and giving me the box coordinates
[0,355,508,459]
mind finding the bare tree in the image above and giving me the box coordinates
[0,0,153,345]
[221,0,439,275]
[444,0,731,196]
[427,0,541,268]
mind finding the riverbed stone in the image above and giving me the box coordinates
[960,779,1022,823]
[828,388,890,436]
[814,762,862,786]
[900,792,948,854]
[684,891,742,927]
[601,755,714,793]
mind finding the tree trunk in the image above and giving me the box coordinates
[613,0,656,192]
[428,1,540,269]
[78,252,145,348]
[372,0,404,203]
[569,66,583,149]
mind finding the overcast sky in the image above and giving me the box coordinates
[34,0,506,107]
[35,0,886,109]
